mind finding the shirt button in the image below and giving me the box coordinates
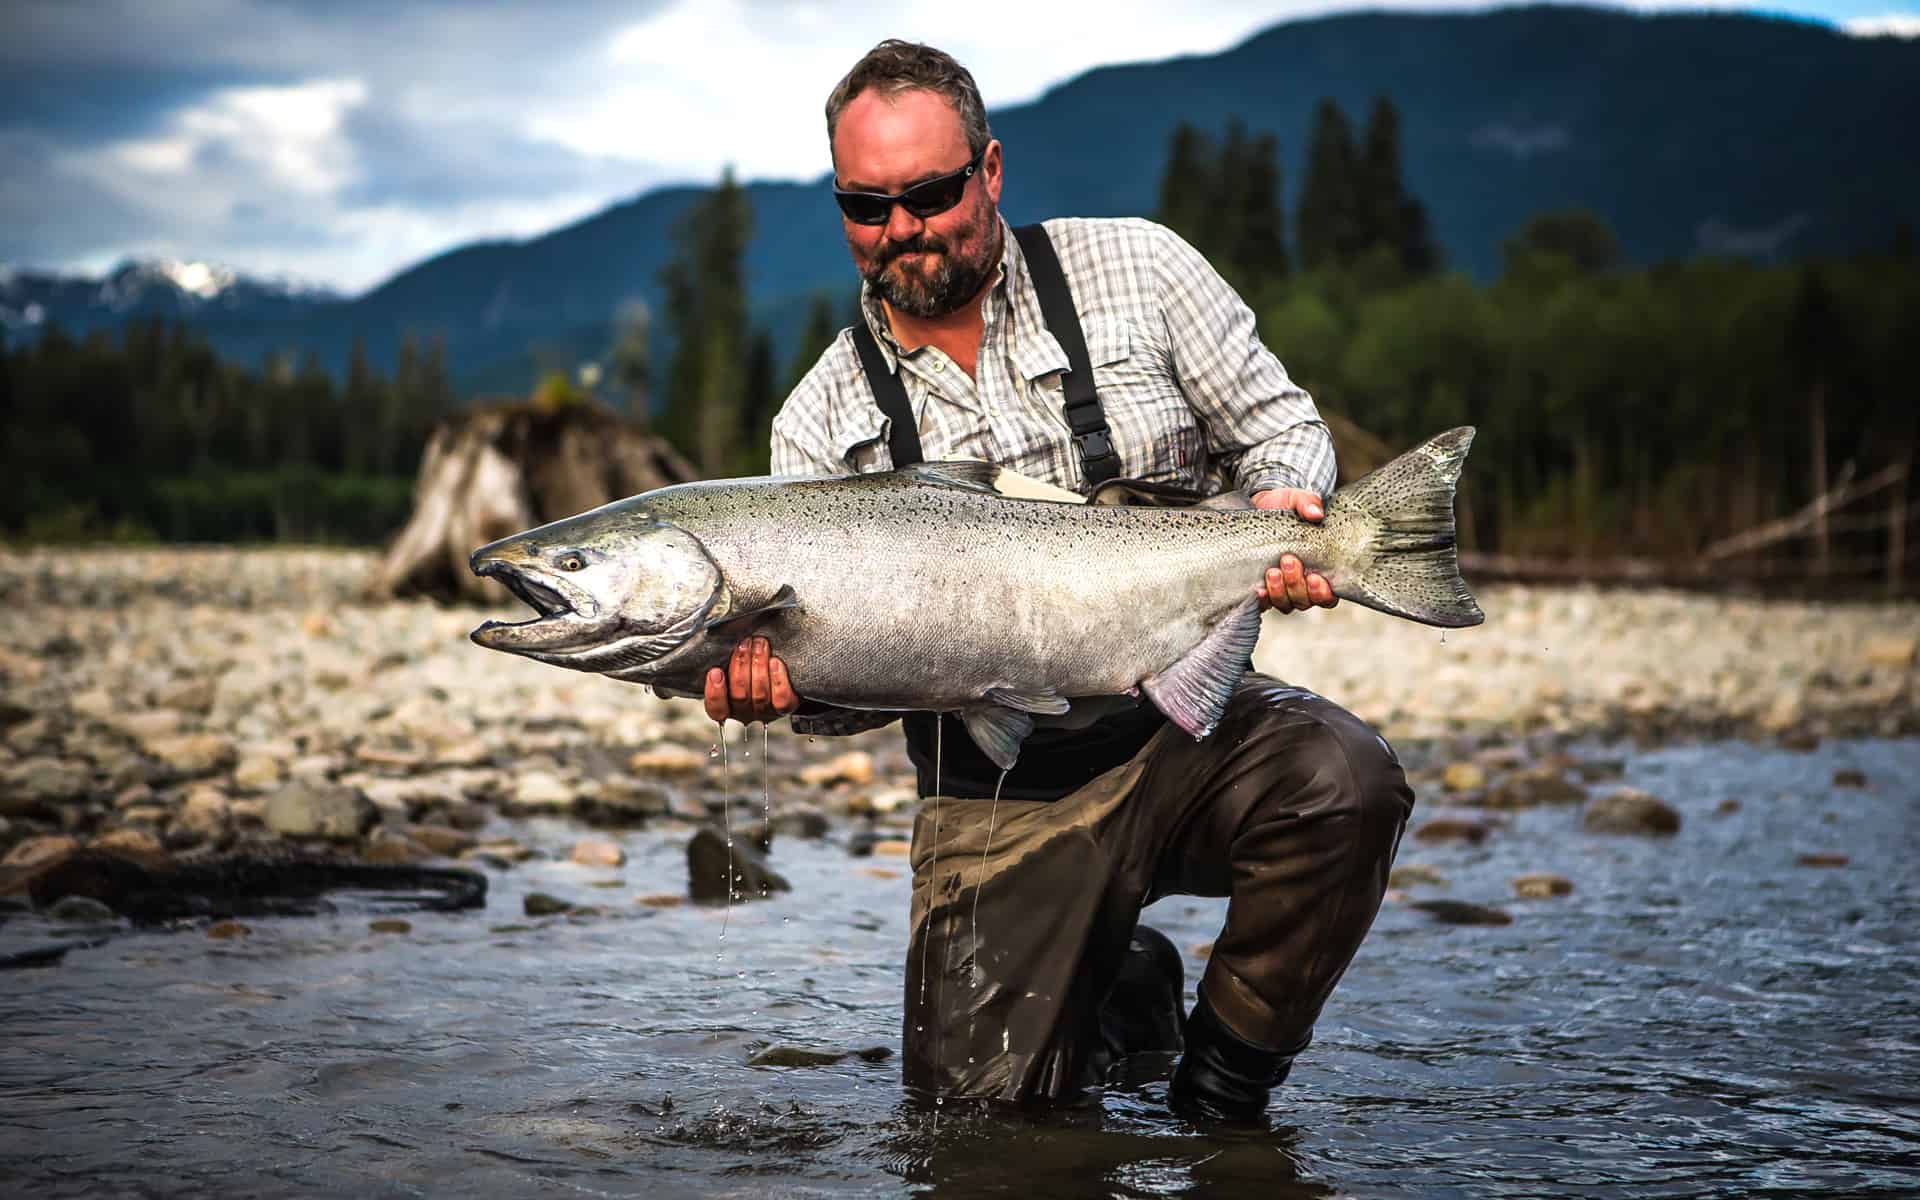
[932,360,945,373]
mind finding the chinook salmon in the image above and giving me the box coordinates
[469,427,1484,768]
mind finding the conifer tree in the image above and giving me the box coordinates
[1359,96,1437,274]
[1295,99,1362,272]
[1154,122,1218,258]
[660,167,754,476]
[1235,130,1289,292]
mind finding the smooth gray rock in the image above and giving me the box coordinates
[263,782,377,839]
[687,826,790,903]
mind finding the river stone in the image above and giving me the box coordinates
[177,786,231,838]
[687,826,790,903]
[1573,758,1626,782]
[1389,863,1447,888]
[88,829,171,870]
[1441,762,1487,792]
[409,824,476,857]
[1832,768,1867,788]
[799,751,875,788]
[113,782,155,810]
[1796,852,1849,868]
[1412,816,1490,844]
[207,920,251,939]
[524,892,573,916]
[231,754,286,792]
[157,677,218,714]
[144,734,235,777]
[508,771,576,812]
[629,746,707,775]
[264,782,377,839]
[1485,766,1586,809]
[1409,900,1514,926]
[570,838,625,867]
[47,894,118,923]
[1582,788,1682,835]
[772,809,832,840]
[369,918,412,934]
[2,758,93,812]
[1861,634,1917,669]
[748,1045,889,1068]
[120,804,171,828]
[361,828,429,865]
[1512,872,1574,898]
[0,648,47,683]
[5,716,51,753]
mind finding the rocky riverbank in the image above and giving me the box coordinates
[1,546,1915,908]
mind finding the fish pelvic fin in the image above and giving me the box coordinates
[1141,595,1262,740]
[959,705,1036,771]
[1325,426,1485,629]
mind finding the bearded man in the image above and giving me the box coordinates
[704,39,1412,1124]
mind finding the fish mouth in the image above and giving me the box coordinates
[470,560,601,646]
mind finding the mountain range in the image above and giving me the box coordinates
[8,5,1917,396]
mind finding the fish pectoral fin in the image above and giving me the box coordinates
[701,584,800,638]
[1140,595,1263,740]
[984,686,1071,716]
[958,705,1035,772]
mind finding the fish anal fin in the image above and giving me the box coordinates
[959,705,1035,771]
[1141,596,1262,740]
[702,583,800,638]
[984,686,1071,716]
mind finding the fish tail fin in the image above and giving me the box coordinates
[1326,426,1484,629]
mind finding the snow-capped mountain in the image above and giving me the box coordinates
[0,259,342,337]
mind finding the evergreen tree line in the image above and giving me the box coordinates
[1,323,452,542]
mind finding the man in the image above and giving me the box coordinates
[704,40,1411,1123]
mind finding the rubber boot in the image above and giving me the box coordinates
[1167,988,1303,1124]
[1094,924,1186,1065]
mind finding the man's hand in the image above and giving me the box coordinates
[703,636,799,724]
[1250,488,1338,614]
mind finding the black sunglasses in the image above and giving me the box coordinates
[832,146,985,226]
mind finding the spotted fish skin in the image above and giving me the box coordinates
[468,428,1483,761]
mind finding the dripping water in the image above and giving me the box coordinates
[965,767,1009,1065]
[716,726,734,961]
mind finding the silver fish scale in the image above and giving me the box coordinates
[639,474,1342,711]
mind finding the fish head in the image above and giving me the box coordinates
[468,503,722,674]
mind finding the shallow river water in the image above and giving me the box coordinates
[4,736,1918,1198]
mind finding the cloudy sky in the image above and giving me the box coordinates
[4,0,1914,294]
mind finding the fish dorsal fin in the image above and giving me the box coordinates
[985,686,1072,716]
[702,584,799,638]
[896,460,1001,494]
[959,705,1036,771]
[1140,596,1262,740]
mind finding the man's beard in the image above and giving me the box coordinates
[861,202,1000,319]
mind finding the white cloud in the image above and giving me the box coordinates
[1844,12,1920,36]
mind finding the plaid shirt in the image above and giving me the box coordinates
[770,216,1335,498]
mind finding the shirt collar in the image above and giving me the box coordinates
[855,215,1070,382]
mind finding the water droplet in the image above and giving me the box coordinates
[708,745,720,758]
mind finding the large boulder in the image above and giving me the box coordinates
[1582,788,1682,835]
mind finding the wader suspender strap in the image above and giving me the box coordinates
[850,320,925,468]
[1011,223,1122,486]
[849,223,1121,483]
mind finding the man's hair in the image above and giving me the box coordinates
[825,39,993,159]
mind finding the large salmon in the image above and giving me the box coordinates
[469,427,1484,767]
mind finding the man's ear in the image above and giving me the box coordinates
[981,139,1004,204]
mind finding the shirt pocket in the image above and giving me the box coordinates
[831,404,893,474]
[1083,317,1204,486]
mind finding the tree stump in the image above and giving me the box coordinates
[366,400,696,602]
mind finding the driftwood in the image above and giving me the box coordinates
[367,400,696,602]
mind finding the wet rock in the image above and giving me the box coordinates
[361,829,429,865]
[582,781,671,827]
[463,838,533,865]
[748,1045,892,1069]
[1511,872,1574,898]
[1832,768,1868,788]
[569,838,626,868]
[119,804,171,828]
[1441,762,1486,792]
[1776,729,1820,753]
[1572,758,1627,783]
[524,892,573,916]
[1412,816,1490,845]
[408,824,476,857]
[1389,863,1447,888]
[144,734,235,778]
[1582,788,1681,835]
[369,918,412,934]
[206,919,251,939]
[769,809,831,840]
[2,834,79,872]
[1796,852,1849,868]
[687,826,791,903]
[870,839,911,857]
[231,755,286,792]
[177,787,232,839]
[628,746,707,775]
[846,829,882,858]
[1715,798,1742,815]
[2,757,94,812]
[861,867,901,880]
[1408,900,1513,926]
[799,751,875,789]
[264,782,377,840]
[47,895,118,923]
[635,893,683,908]
[507,770,576,813]
[88,829,171,870]
[1485,766,1585,809]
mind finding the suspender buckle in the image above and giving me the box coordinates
[1074,428,1115,464]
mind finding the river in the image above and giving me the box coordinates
[3,735,1916,1198]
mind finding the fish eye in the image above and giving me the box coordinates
[557,552,586,572]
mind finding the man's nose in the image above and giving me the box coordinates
[883,201,925,244]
